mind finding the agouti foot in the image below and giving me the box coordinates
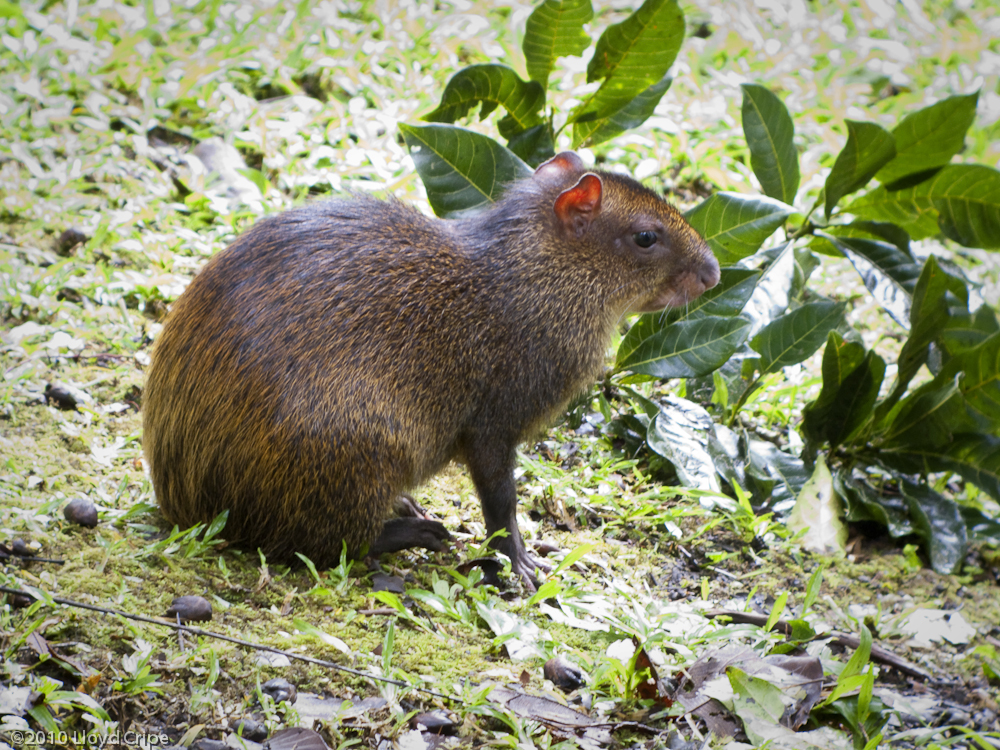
[368,517,451,556]
[512,552,550,591]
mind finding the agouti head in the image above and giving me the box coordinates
[528,151,720,319]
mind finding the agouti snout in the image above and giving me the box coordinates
[143,151,719,585]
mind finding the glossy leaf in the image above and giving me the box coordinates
[921,165,1000,249]
[741,83,800,205]
[791,246,820,300]
[942,307,1000,356]
[878,377,970,450]
[837,474,913,538]
[678,268,761,320]
[937,331,1000,427]
[571,0,684,145]
[823,226,918,288]
[400,123,531,217]
[962,505,1000,545]
[876,92,979,185]
[618,269,759,363]
[879,256,969,416]
[505,124,555,167]
[836,220,913,255]
[423,64,545,139]
[824,120,896,217]
[739,242,797,336]
[615,315,752,378]
[578,75,672,148]
[847,164,1000,248]
[880,434,1000,502]
[900,480,966,576]
[750,301,846,374]
[522,0,593,86]
[747,439,810,514]
[844,183,940,240]
[684,192,793,265]
[788,455,847,557]
[803,332,885,449]
[706,422,745,493]
[646,396,721,492]
[820,233,918,328]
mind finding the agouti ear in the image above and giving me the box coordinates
[534,151,586,184]
[553,174,603,238]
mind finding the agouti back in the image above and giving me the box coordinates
[143,152,719,583]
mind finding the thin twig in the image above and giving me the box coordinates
[0,552,65,565]
[0,585,458,703]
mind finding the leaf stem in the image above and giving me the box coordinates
[789,195,823,239]
[728,373,762,427]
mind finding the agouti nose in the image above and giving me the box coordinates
[698,257,721,292]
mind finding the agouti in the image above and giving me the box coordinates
[143,152,719,585]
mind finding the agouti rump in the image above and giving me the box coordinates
[143,151,720,585]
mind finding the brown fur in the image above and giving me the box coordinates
[142,154,719,579]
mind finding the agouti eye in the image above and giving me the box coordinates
[633,231,657,248]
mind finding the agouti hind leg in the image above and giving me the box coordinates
[367,517,451,556]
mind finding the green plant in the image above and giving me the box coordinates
[141,511,229,560]
[400,0,686,215]
[111,641,164,697]
[27,675,113,735]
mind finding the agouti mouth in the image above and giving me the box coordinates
[639,271,713,312]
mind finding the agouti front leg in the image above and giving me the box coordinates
[466,443,550,588]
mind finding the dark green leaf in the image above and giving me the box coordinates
[848,164,1000,248]
[618,269,760,363]
[750,301,846,374]
[578,75,672,148]
[880,434,1000,501]
[921,165,1000,249]
[820,233,918,327]
[836,474,913,538]
[399,123,531,217]
[937,331,1000,427]
[900,480,966,575]
[876,92,979,185]
[646,396,720,491]
[878,377,970,449]
[683,192,793,265]
[423,64,545,140]
[739,242,796,333]
[837,220,913,255]
[522,0,593,86]
[505,124,556,167]
[679,268,760,320]
[615,315,752,378]
[844,183,941,240]
[705,422,746,492]
[741,83,800,205]
[879,256,969,416]
[942,307,1000,356]
[824,120,895,217]
[747,439,810,513]
[791,246,820,300]
[571,0,684,145]
[962,505,1000,545]
[803,332,885,449]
